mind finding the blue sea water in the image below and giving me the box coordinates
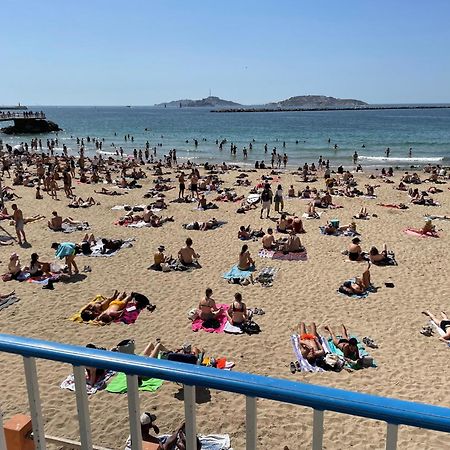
[1,106,449,167]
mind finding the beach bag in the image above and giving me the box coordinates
[322,353,345,372]
[241,321,261,335]
[115,339,135,354]
[187,308,198,321]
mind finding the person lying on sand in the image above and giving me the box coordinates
[94,187,126,196]
[324,324,360,362]
[96,291,154,324]
[422,311,450,342]
[178,238,200,265]
[340,262,372,295]
[354,207,369,219]
[0,290,15,299]
[69,196,96,208]
[184,218,218,231]
[296,322,326,365]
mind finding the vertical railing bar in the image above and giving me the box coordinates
[312,409,324,450]
[245,396,257,450]
[183,384,197,450]
[0,407,8,450]
[126,375,142,450]
[23,356,47,450]
[386,423,398,450]
[73,365,93,450]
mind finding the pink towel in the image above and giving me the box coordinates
[192,303,228,333]
[404,228,439,238]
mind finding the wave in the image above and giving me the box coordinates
[359,156,444,163]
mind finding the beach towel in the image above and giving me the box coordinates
[111,204,147,211]
[0,294,20,311]
[404,228,439,238]
[222,265,255,281]
[327,336,377,369]
[302,212,323,219]
[429,321,450,348]
[60,370,115,395]
[258,249,307,261]
[337,279,376,299]
[106,372,163,394]
[50,222,90,233]
[81,238,135,257]
[127,434,232,450]
[223,321,243,334]
[182,221,227,231]
[320,227,359,237]
[26,273,61,285]
[424,215,450,221]
[192,303,228,333]
[117,220,152,228]
[377,203,408,209]
[290,334,325,373]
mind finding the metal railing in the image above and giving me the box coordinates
[1,333,450,449]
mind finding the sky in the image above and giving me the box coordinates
[1,0,450,105]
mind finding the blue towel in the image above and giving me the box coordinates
[223,265,255,280]
[327,336,377,369]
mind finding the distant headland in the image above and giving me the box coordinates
[155,96,242,108]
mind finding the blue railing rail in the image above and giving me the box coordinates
[1,333,450,449]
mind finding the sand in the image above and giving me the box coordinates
[0,166,449,450]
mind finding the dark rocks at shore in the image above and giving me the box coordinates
[1,119,62,134]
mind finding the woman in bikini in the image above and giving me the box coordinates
[226,292,248,326]
[422,311,450,342]
[238,244,254,271]
[197,288,220,321]
[324,324,360,362]
[348,237,363,261]
[341,262,372,295]
[297,322,325,365]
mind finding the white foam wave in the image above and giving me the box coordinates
[359,155,444,163]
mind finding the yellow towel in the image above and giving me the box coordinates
[69,295,106,323]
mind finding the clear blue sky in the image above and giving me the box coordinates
[2,0,450,105]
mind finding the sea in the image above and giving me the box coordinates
[1,106,449,168]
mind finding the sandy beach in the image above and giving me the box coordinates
[1,164,449,450]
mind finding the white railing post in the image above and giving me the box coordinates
[0,407,7,450]
[126,375,142,450]
[312,409,324,450]
[386,423,398,450]
[23,356,47,449]
[73,365,93,450]
[246,396,257,450]
[183,385,197,450]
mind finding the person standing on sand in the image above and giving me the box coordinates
[260,184,273,219]
[11,204,27,245]
[51,242,79,275]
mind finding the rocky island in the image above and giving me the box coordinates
[155,96,242,108]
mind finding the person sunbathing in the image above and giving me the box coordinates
[292,216,305,234]
[421,220,435,235]
[340,262,372,295]
[20,214,46,224]
[80,290,120,322]
[324,324,360,362]
[69,196,96,208]
[262,228,276,249]
[8,253,22,280]
[238,244,254,271]
[297,322,325,365]
[238,225,251,240]
[306,202,319,218]
[94,187,125,196]
[0,290,15,299]
[25,253,51,277]
[150,245,173,270]
[348,237,363,261]
[226,292,249,326]
[422,311,450,342]
[48,211,83,231]
[282,230,303,252]
[369,244,391,264]
[97,291,153,324]
[198,288,220,321]
[178,238,200,265]
[323,221,338,235]
[277,213,288,233]
[354,207,368,219]
[288,185,295,197]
